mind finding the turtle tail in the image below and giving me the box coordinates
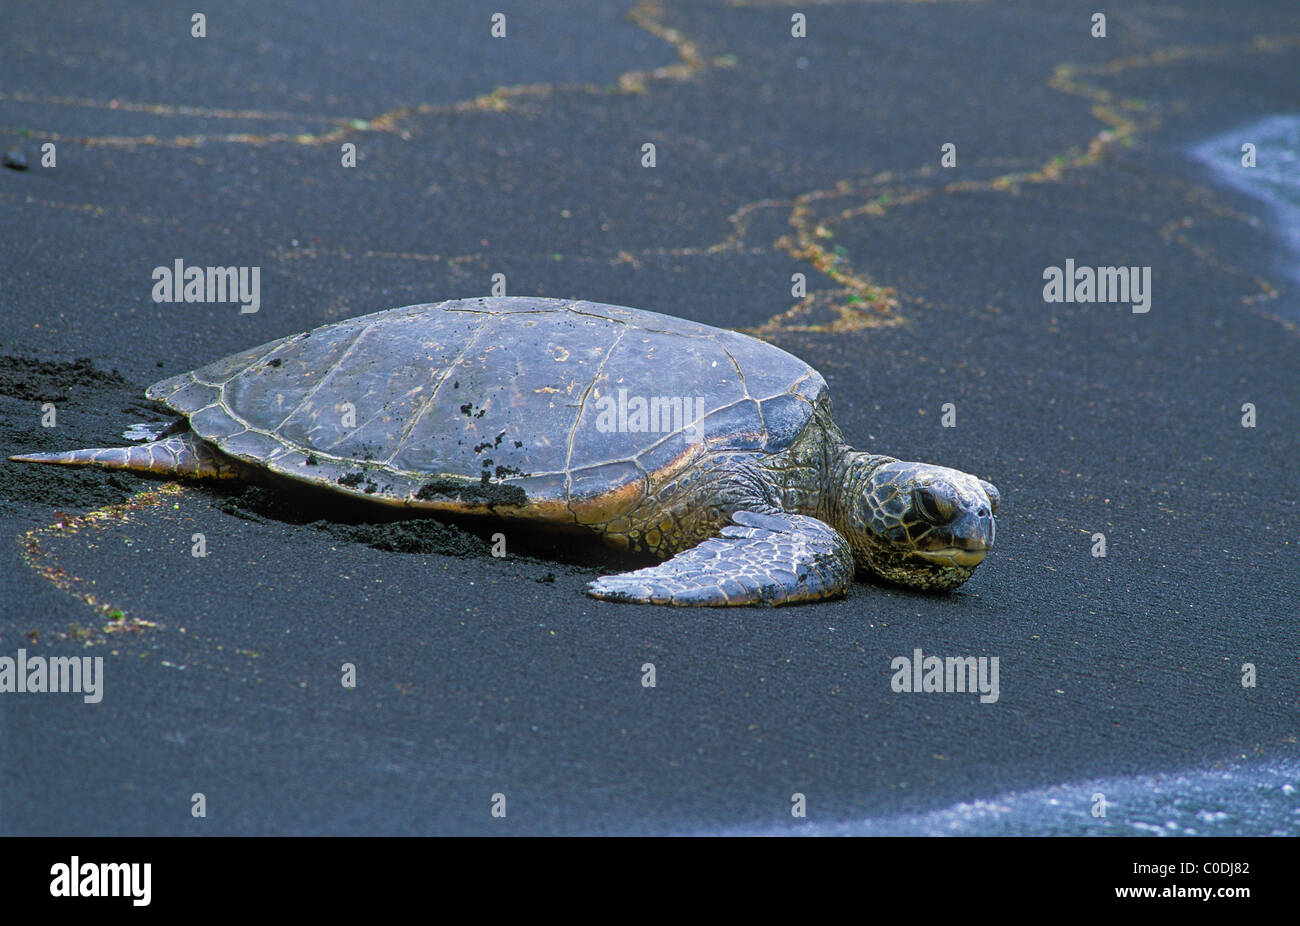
[10,431,253,481]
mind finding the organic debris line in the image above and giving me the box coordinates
[19,483,185,639]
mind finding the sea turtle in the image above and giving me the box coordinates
[12,297,998,605]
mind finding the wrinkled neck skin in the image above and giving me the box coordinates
[823,444,895,530]
[760,401,895,528]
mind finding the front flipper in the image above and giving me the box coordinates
[587,511,853,607]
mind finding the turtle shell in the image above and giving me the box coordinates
[146,298,827,523]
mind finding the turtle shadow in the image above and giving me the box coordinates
[210,480,651,574]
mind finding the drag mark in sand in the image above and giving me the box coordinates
[17,484,183,641]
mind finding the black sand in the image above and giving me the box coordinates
[1,0,1298,834]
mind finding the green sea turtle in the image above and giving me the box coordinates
[12,297,998,605]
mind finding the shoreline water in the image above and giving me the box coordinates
[1188,113,1300,299]
[714,754,1300,837]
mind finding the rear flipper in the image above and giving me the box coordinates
[10,429,253,481]
[587,511,854,606]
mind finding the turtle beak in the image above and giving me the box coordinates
[916,506,995,567]
[917,544,988,568]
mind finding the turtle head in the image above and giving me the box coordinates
[837,456,998,592]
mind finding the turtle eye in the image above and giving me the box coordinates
[913,483,958,524]
[979,480,1000,515]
